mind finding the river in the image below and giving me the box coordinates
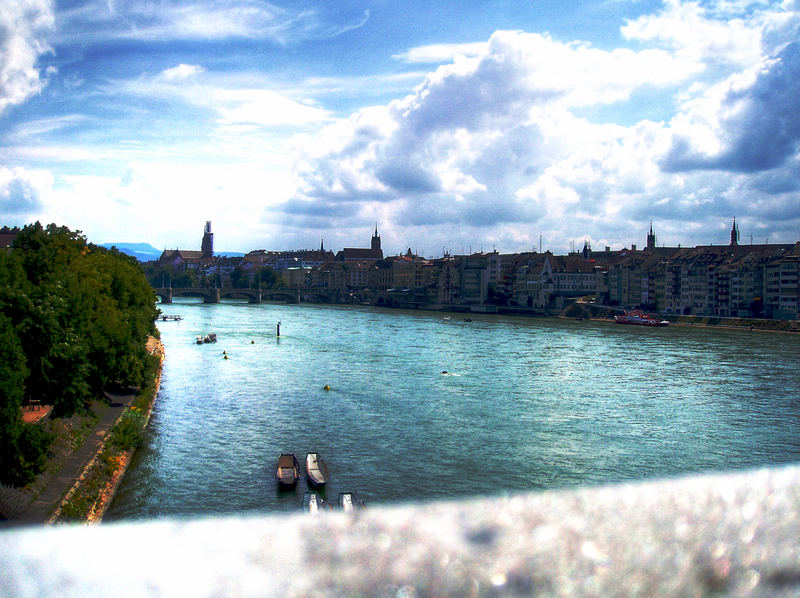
[106,300,800,520]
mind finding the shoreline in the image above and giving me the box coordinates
[92,338,164,522]
[47,336,165,524]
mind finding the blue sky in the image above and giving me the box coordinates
[1,0,798,255]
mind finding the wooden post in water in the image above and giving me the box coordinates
[277,321,281,337]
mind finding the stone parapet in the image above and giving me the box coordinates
[2,465,799,596]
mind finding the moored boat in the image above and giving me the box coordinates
[339,492,366,512]
[614,311,669,327]
[305,452,331,487]
[195,332,217,344]
[303,491,333,514]
[275,453,300,488]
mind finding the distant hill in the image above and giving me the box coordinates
[100,243,162,262]
[100,243,244,262]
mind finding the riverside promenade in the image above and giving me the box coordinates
[2,336,164,526]
[14,393,136,525]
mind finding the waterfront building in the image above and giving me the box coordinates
[436,256,461,305]
[158,222,215,273]
[243,246,334,271]
[336,226,384,262]
[763,243,800,320]
[143,218,798,319]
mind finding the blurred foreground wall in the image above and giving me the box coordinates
[2,465,800,597]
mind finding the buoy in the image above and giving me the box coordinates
[251,340,255,344]
[224,355,229,360]
[441,370,448,375]
[323,384,331,391]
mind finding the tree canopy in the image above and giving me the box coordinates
[0,223,158,486]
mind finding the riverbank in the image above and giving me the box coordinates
[0,336,164,525]
[561,302,800,332]
[50,336,165,524]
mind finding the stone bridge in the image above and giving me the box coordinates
[154,287,350,305]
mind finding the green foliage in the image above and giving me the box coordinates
[0,223,157,485]
[108,410,144,451]
[0,313,53,485]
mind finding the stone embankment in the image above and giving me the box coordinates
[562,302,800,332]
[52,336,165,524]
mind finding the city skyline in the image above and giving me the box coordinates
[1,1,799,256]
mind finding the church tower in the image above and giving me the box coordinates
[647,222,656,251]
[371,225,381,252]
[201,221,214,258]
[730,218,739,247]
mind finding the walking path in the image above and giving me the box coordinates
[16,393,136,525]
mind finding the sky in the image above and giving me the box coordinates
[1,0,799,256]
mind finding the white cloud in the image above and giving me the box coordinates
[159,64,207,82]
[121,69,332,130]
[393,42,489,64]
[622,0,779,67]
[55,1,368,45]
[48,161,294,251]
[0,165,53,220]
[280,3,800,253]
[0,0,55,115]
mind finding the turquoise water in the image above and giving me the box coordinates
[107,300,800,520]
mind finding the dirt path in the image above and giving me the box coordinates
[13,393,136,525]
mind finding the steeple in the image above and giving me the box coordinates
[730,218,739,247]
[647,221,656,251]
[371,224,381,252]
[320,238,324,252]
[201,221,213,258]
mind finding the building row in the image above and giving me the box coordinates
[156,222,800,320]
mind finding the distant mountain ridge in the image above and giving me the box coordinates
[100,243,162,262]
[100,243,244,262]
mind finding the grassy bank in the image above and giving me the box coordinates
[50,337,164,524]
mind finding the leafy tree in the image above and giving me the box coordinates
[0,314,52,486]
[2,222,157,418]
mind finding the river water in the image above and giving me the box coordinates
[107,300,800,520]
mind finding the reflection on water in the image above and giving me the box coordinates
[107,300,800,520]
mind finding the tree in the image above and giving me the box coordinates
[0,314,52,486]
[2,223,157,418]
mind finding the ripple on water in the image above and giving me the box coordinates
[106,303,800,520]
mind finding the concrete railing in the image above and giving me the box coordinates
[2,465,799,596]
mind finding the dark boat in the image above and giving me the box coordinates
[303,491,333,514]
[305,452,331,487]
[275,453,300,488]
[339,492,366,512]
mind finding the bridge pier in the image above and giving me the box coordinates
[203,288,221,304]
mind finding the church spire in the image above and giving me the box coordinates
[730,218,739,247]
[371,224,381,252]
[647,221,656,250]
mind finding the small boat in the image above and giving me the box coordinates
[339,492,366,512]
[195,332,218,344]
[160,314,182,321]
[305,452,331,487]
[614,311,669,327]
[275,453,300,488]
[303,492,333,514]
